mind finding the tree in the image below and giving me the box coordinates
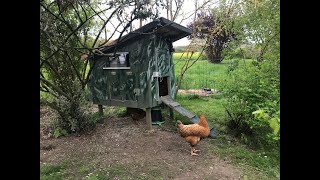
[222,0,280,61]
[187,11,236,63]
[40,0,160,134]
[216,0,280,147]
[242,0,280,61]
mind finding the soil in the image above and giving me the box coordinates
[40,106,241,180]
[177,89,218,97]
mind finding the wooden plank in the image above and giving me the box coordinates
[174,106,196,119]
[160,95,197,119]
[170,102,180,107]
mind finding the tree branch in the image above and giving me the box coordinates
[40,2,109,62]
[179,0,213,24]
[40,77,73,101]
[258,31,280,61]
[63,50,85,88]
[82,6,122,83]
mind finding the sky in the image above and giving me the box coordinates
[101,0,217,47]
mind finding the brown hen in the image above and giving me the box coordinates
[176,114,210,156]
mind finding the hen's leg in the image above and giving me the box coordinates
[191,147,199,156]
[193,149,200,152]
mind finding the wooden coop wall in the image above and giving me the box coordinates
[88,35,176,109]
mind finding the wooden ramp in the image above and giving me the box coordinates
[160,95,218,138]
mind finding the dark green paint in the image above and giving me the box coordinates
[87,18,191,109]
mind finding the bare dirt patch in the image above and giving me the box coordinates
[178,89,218,97]
[40,106,241,179]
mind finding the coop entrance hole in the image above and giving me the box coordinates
[158,76,169,97]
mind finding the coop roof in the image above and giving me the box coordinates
[97,17,192,53]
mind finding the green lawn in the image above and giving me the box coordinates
[173,53,252,90]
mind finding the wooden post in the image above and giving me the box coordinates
[98,105,103,116]
[169,108,174,121]
[146,108,152,130]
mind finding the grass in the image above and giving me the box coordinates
[170,94,227,132]
[41,161,166,180]
[173,53,253,90]
[210,136,280,180]
[40,161,70,180]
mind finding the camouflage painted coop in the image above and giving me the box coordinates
[87,17,192,129]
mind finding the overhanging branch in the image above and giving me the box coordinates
[40,77,72,101]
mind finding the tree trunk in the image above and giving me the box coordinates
[205,45,222,63]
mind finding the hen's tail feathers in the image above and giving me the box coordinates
[198,114,209,128]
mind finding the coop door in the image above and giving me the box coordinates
[108,70,136,101]
[158,76,170,97]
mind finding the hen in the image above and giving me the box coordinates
[176,114,210,156]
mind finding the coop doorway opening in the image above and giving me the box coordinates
[158,76,169,97]
[157,76,170,111]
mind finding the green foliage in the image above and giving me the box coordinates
[227,59,240,73]
[218,58,280,148]
[241,0,280,61]
[40,1,96,135]
[224,45,261,60]
[219,0,280,62]
[53,127,68,138]
[252,109,280,141]
[47,85,93,134]
[209,0,280,148]
[40,164,66,180]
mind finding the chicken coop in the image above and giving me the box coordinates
[87,17,192,129]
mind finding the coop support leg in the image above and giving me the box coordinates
[146,108,152,130]
[169,108,174,121]
[98,105,103,116]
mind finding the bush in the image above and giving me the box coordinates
[42,82,102,137]
[218,58,280,148]
[50,94,91,135]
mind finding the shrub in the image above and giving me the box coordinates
[50,94,91,136]
[218,58,280,148]
[44,83,102,137]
